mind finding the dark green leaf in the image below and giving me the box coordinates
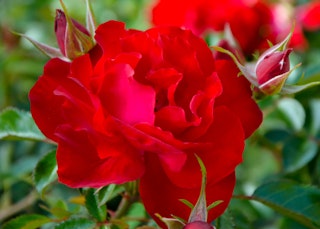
[85,188,107,222]
[54,218,95,229]
[252,180,320,229]
[282,137,318,173]
[33,150,57,196]
[0,107,45,141]
[264,129,291,143]
[215,212,236,229]
[2,214,51,229]
[280,217,310,229]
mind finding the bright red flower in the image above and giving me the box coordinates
[29,21,262,226]
[297,1,320,31]
[152,0,277,55]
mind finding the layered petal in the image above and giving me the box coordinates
[159,106,244,190]
[56,125,145,188]
[140,153,236,228]
[215,60,262,138]
[29,58,72,141]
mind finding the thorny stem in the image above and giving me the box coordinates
[114,192,139,219]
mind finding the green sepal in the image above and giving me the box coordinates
[156,214,185,229]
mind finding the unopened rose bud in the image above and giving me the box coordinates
[252,47,294,96]
[256,49,292,85]
[214,27,320,98]
[183,221,215,229]
[55,9,94,59]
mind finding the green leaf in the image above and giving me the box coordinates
[3,214,51,229]
[309,99,320,135]
[33,150,58,196]
[126,202,147,229]
[277,98,306,131]
[179,199,194,209]
[282,137,318,173]
[85,188,107,222]
[0,107,46,141]
[207,200,223,211]
[251,180,320,229]
[215,210,237,229]
[281,81,320,95]
[54,218,95,229]
[43,200,73,219]
[280,217,310,229]
[155,214,184,229]
[98,184,125,207]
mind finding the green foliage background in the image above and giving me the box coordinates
[1,0,320,228]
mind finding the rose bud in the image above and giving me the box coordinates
[17,0,96,60]
[214,27,320,97]
[252,47,294,96]
[183,221,215,229]
[55,9,94,59]
[256,49,292,85]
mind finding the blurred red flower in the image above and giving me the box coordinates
[152,0,320,54]
[29,21,262,226]
[151,0,277,55]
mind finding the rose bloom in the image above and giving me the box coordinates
[29,21,262,226]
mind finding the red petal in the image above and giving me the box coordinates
[215,60,262,138]
[56,126,145,188]
[98,63,155,125]
[160,106,244,190]
[29,58,71,141]
[140,153,235,227]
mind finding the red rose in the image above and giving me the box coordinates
[29,21,262,226]
[297,1,320,31]
[151,0,277,55]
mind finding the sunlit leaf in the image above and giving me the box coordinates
[0,107,46,141]
[277,98,305,131]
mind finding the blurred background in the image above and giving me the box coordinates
[1,0,320,228]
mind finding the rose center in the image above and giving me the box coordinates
[154,89,169,112]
